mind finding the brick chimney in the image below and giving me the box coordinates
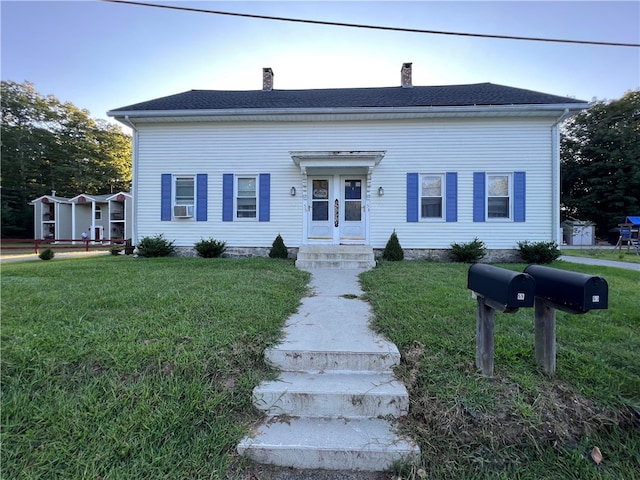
[401,62,412,88]
[263,67,274,91]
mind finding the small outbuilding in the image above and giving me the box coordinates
[30,191,133,242]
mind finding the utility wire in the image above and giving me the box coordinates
[103,0,639,48]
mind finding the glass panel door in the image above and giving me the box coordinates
[307,178,333,240]
[306,175,367,243]
[340,177,365,241]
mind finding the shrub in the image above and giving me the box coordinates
[269,234,289,259]
[194,237,227,258]
[450,237,486,263]
[137,234,175,258]
[110,246,122,255]
[39,248,54,261]
[517,241,561,264]
[382,230,404,261]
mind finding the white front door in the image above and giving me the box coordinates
[306,176,367,244]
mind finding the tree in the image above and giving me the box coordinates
[1,81,132,237]
[382,230,404,261]
[561,90,640,237]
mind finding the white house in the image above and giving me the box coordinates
[107,64,589,260]
[30,191,133,242]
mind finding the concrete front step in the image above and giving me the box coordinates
[237,416,420,472]
[295,245,376,270]
[265,295,401,373]
[265,348,399,373]
[296,260,375,269]
[253,371,409,418]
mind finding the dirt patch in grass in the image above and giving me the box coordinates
[232,462,394,480]
[400,341,632,468]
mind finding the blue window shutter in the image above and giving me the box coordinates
[406,173,419,222]
[222,174,233,221]
[259,173,270,222]
[514,172,526,222]
[161,174,171,221]
[196,174,207,221]
[473,172,486,222]
[445,172,457,222]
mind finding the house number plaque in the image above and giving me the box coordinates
[334,199,339,227]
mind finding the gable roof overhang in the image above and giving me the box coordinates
[106,192,132,201]
[29,195,71,205]
[290,150,386,174]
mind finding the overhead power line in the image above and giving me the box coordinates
[103,0,639,48]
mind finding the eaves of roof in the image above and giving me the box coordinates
[110,103,590,125]
[107,83,590,122]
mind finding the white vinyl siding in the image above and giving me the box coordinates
[134,117,556,248]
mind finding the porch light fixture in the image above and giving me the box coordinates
[290,186,296,196]
[378,186,384,196]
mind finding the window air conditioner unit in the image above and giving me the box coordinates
[173,205,194,218]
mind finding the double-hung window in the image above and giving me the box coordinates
[173,176,195,218]
[420,174,444,220]
[222,173,270,222]
[407,172,457,223]
[161,173,207,221]
[487,173,511,219]
[236,176,257,219]
[175,177,195,206]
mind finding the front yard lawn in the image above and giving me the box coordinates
[1,257,309,479]
[360,261,639,479]
[2,256,638,479]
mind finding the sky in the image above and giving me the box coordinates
[2,0,639,129]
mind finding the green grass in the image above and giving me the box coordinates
[562,247,640,264]
[1,256,309,479]
[2,256,639,479]
[360,260,640,479]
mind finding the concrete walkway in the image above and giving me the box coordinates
[560,255,640,272]
[0,250,111,263]
[238,268,419,472]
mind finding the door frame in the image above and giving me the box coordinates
[290,150,386,246]
[303,174,368,245]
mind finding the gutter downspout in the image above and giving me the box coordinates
[551,108,571,245]
[122,115,139,247]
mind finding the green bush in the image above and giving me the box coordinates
[382,230,404,261]
[269,234,289,259]
[450,237,486,263]
[517,241,561,264]
[194,237,227,258]
[38,248,54,261]
[110,246,122,256]
[137,234,175,258]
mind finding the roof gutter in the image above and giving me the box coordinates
[551,107,580,245]
[107,103,591,120]
[122,115,139,246]
[121,114,139,132]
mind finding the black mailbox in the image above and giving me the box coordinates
[468,264,535,311]
[524,265,608,313]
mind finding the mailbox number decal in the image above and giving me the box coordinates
[592,295,600,303]
[517,293,526,301]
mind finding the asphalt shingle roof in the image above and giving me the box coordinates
[109,83,587,114]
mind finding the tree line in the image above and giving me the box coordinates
[561,90,639,236]
[1,80,132,238]
[1,81,638,240]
